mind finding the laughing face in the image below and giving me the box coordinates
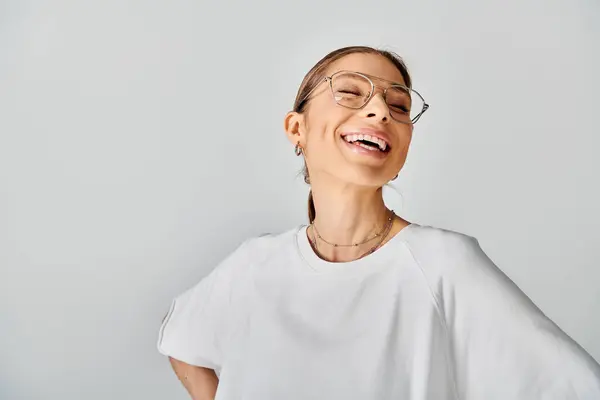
[285,52,414,188]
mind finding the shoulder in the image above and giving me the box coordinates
[400,222,517,294]
[402,223,482,271]
[404,223,538,319]
[178,226,302,304]
[229,225,302,266]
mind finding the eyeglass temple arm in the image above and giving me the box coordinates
[297,77,330,108]
[411,103,430,123]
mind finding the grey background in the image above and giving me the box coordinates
[1,0,599,399]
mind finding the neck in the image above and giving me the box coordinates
[308,177,391,261]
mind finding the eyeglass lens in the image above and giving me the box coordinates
[331,72,425,123]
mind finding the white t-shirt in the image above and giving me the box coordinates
[157,223,600,400]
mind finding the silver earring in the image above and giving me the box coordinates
[294,142,303,156]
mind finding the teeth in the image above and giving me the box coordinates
[343,134,359,143]
[343,133,388,151]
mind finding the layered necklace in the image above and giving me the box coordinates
[308,209,396,261]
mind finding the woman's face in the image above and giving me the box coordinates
[285,52,414,188]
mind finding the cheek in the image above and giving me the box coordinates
[389,128,411,156]
[394,125,413,147]
[392,137,411,164]
[306,105,351,144]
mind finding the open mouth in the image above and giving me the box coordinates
[341,133,391,153]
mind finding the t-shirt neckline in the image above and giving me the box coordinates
[294,222,418,275]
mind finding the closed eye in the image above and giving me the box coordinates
[390,105,410,113]
[338,90,361,96]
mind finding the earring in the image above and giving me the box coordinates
[294,141,303,156]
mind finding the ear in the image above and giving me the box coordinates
[284,111,307,147]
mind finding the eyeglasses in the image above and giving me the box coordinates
[299,70,429,124]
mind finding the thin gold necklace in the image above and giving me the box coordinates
[310,209,394,247]
[308,210,396,261]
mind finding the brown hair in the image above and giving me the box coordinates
[291,46,412,224]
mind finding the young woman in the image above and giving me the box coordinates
[157,46,600,400]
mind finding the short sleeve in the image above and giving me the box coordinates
[443,235,600,399]
[157,239,250,372]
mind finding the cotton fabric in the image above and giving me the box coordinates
[157,223,600,399]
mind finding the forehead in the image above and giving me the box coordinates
[324,52,406,86]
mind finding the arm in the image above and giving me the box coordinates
[157,239,254,399]
[168,357,219,400]
[443,235,600,399]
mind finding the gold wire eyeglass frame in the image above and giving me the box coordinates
[298,70,430,124]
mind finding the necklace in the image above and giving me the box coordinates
[308,210,396,261]
[311,210,394,247]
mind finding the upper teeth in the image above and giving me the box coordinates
[343,134,388,151]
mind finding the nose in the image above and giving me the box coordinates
[361,91,390,123]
